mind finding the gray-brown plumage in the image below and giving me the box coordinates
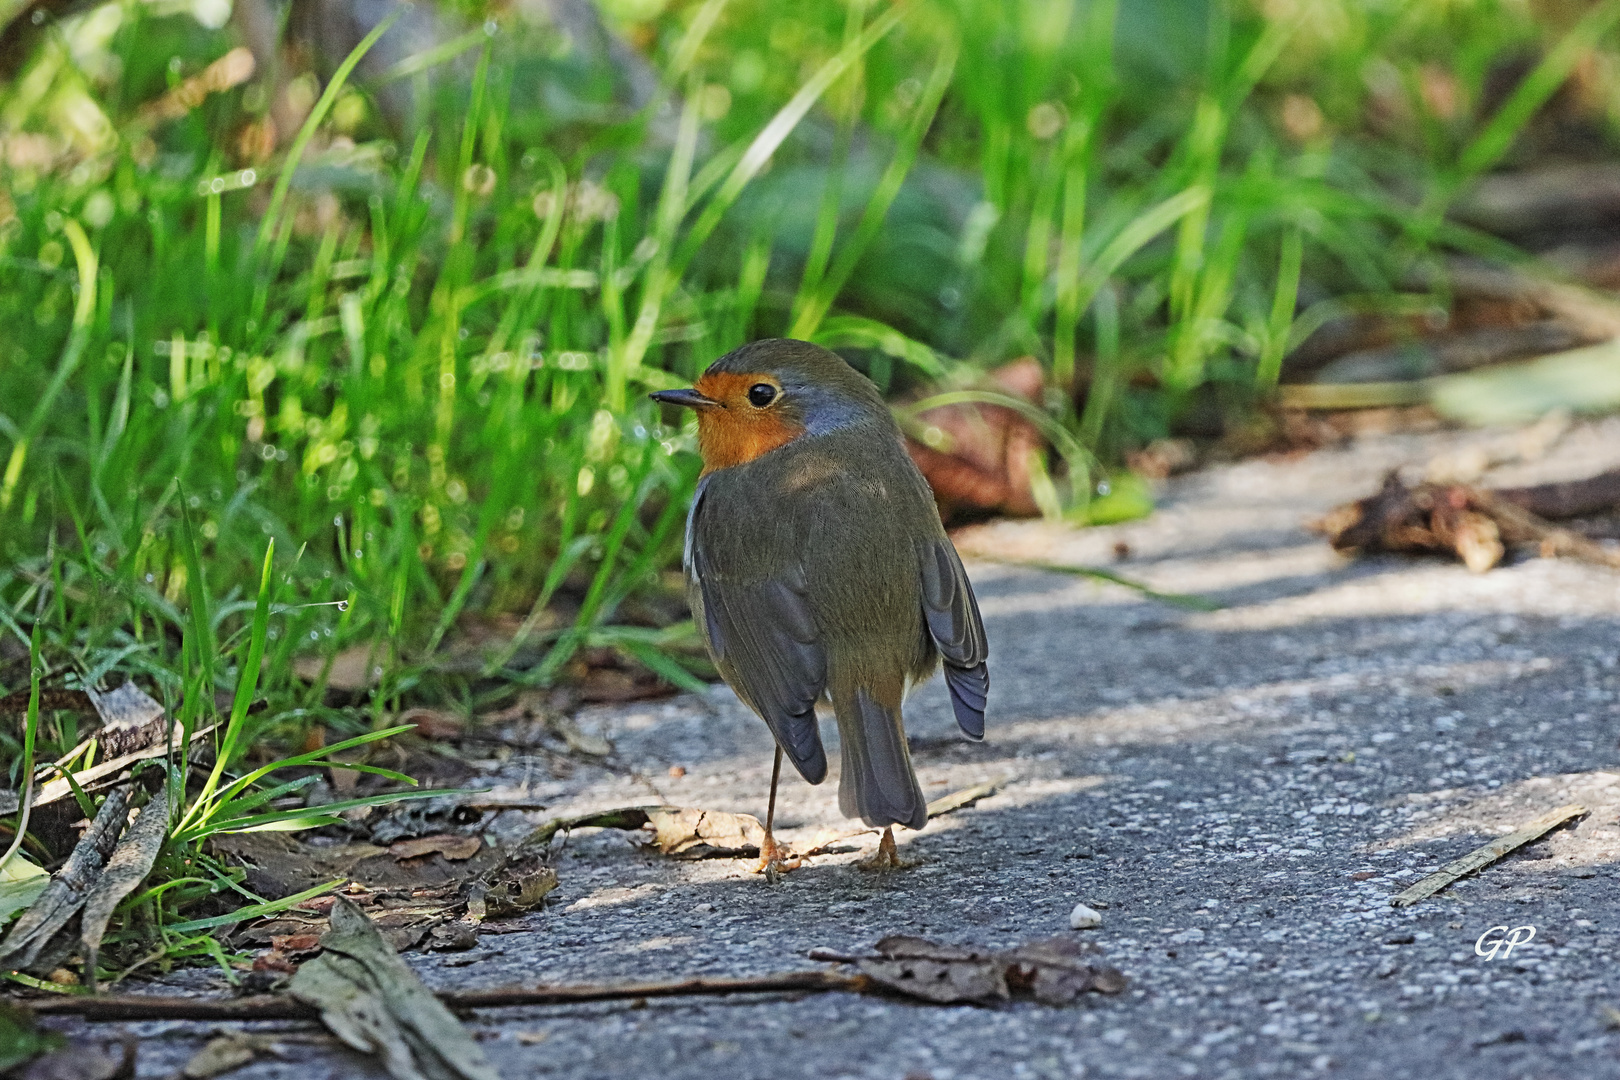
[652,340,988,861]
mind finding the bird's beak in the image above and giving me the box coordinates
[649,388,721,410]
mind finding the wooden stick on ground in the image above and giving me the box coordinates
[24,971,869,1022]
[925,777,1005,818]
[1389,803,1587,908]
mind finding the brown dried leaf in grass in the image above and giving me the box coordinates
[269,932,324,955]
[34,722,216,810]
[398,708,464,741]
[0,786,131,974]
[137,47,255,123]
[291,645,384,691]
[576,666,675,705]
[905,359,1046,523]
[0,688,92,718]
[288,897,500,1080]
[80,777,173,991]
[84,683,166,755]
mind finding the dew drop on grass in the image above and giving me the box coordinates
[336,600,349,611]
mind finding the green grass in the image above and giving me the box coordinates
[0,0,1616,971]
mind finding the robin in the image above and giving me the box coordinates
[651,339,989,874]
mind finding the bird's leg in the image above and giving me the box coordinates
[856,826,904,871]
[752,745,801,881]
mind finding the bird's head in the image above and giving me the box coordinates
[650,339,889,474]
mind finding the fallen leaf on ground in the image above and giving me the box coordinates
[398,708,464,740]
[523,805,763,859]
[0,787,131,974]
[269,932,324,955]
[34,724,215,810]
[846,934,1127,1006]
[644,807,763,858]
[470,846,558,920]
[179,1035,256,1079]
[81,778,172,990]
[0,853,49,926]
[924,778,1004,818]
[178,1031,334,1079]
[389,835,482,862]
[210,832,501,899]
[547,714,612,756]
[288,897,500,1080]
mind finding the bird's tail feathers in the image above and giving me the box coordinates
[834,686,927,831]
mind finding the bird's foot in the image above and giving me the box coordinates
[855,827,913,872]
[751,833,802,883]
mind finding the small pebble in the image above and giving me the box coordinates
[1070,902,1102,929]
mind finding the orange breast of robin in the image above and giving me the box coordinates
[692,371,807,475]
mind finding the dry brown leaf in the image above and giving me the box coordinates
[81,779,172,991]
[851,934,1127,1006]
[35,723,215,810]
[643,806,764,858]
[398,708,465,740]
[906,358,1046,523]
[0,787,131,974]
[210,833,501,898]
[138,47,255,124]
[180,1035,257,1079]
[85,683,166,756]
[269,933,323,955]
[547,714,612,756]
[288,898,500,1080]
[388,835,482,863]
[293,645,384,691]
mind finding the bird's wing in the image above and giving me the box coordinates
[918,538,989,739]
[687,484,829,783]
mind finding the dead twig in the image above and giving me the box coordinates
[1390,803,1587,908]
[1316,472,1620,573]
[925,777,1004,818]
[1493,467,1620,520]
[26,971,869,1022]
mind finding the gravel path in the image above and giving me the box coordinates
[82,419,1620,1078]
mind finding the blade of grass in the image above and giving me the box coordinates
[1,220,97,514]
[252,8,404,267]
[982,557,1219,611]
[174,540,272,834]
[790,32,958,340]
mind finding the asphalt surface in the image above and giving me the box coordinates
[64,417,1620,1079]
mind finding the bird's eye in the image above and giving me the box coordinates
[747,383,777,407]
